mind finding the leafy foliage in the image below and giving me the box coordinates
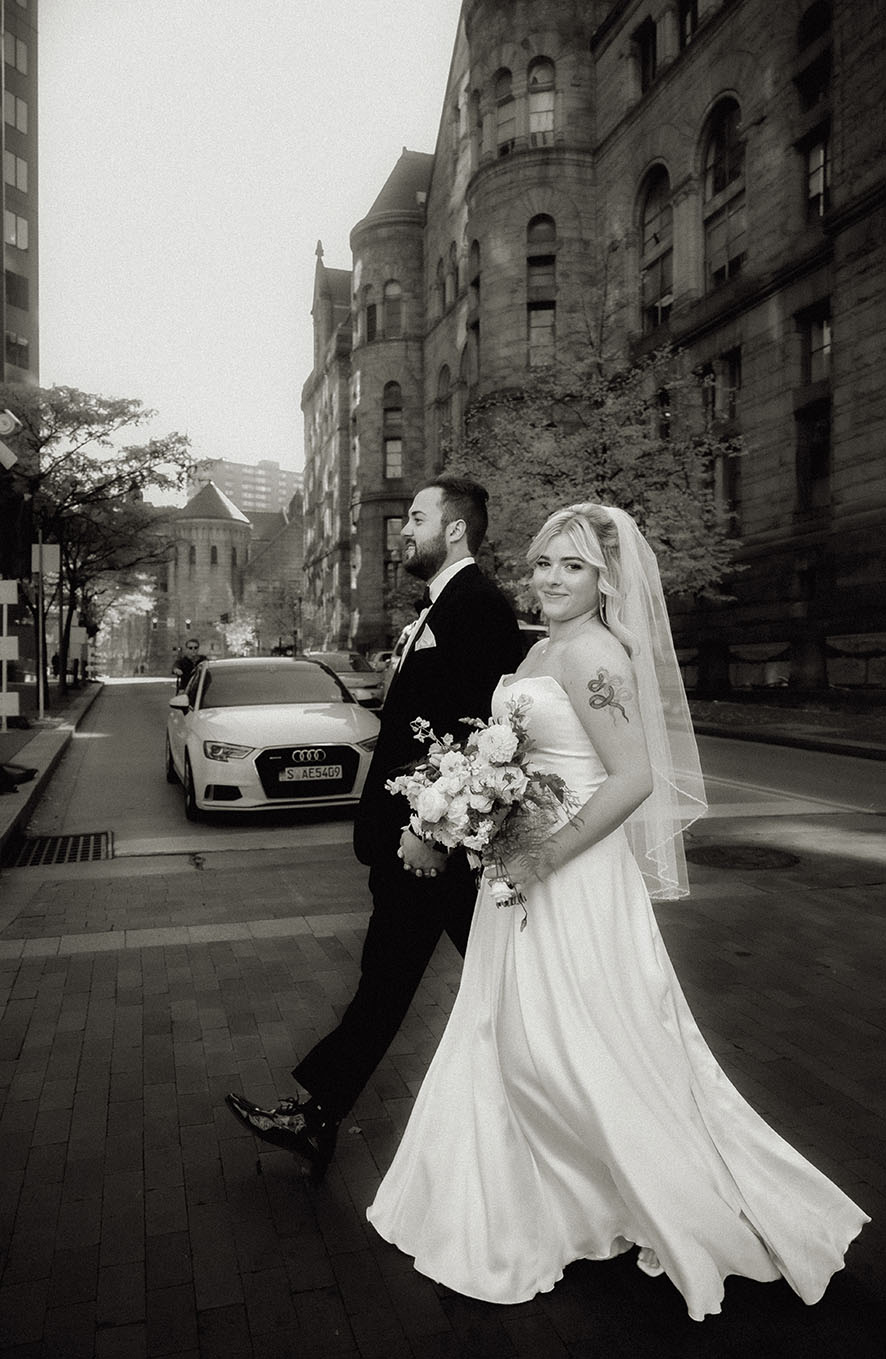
[0,382,192,681]
[444,347,741,607]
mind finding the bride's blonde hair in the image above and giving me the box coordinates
[526,503,637,655]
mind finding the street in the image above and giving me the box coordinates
[0,679,884,1356]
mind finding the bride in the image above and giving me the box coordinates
[367,503,868,1322]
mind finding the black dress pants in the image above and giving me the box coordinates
[292,853,477,1119]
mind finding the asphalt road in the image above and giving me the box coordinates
[21,678,886,859]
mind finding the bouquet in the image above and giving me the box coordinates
[386,696,576,928]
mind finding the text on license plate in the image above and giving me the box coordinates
[279,764,342,782]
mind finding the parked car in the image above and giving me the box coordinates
[304,651,385,709]
[368,649,394,672]
[165,656,380,820]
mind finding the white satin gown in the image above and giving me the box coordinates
[366,676,868,1321]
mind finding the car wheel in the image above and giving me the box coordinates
[184,755,201,821]
[165,736,177,784]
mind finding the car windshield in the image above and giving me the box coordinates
[310,651,374,673]
[198,663,348,709]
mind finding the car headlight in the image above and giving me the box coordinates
[358,736,378,751]
[203,741,255,761]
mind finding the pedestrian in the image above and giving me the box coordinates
[172,638,205,692]
[366,502,868,1320]
[226,476,524,1177]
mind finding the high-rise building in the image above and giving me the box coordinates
[302,0,886,690]
[1,0,38,386]
[187,458,302,515]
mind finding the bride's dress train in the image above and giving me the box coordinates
[367,677,868,1321]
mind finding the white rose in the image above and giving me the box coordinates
[475,724,520,765]
[415,784,449,824]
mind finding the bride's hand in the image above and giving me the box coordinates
[399,829,448,878]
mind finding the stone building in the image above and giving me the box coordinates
[164,481,251,660]
[301,0,886,690]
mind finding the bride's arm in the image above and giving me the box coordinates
[512,633,653,885]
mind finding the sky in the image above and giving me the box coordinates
[38,0,464,485]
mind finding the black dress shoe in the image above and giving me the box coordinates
[225,1092,338,1182]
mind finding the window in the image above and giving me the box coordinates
[188,546,197,567]
[634,18,657,93]
[3,151,27,192]
[363,286,377,342]
[703,348,742,426]
[383,280,402,338]
[798,1,831,50]
[384,517,403,587]
[801,309,831,384]
[527,255,556,299]
[528,305,555,367]
[795,398,831,511]
[639,167,673,332]
[678,0,699,48]
[5,270,28,310]
[494,70,515,155]
[796,48,831,111]
[3,33,27,74]
[210,546,218,566]
[231,547,238,568]
[805,134,830,219]
[382,382,403,479]
[468,240,480,311]
[444,245,457,308]
[528,58,555,147]
[4,332,28,368]
[436,366,453,450]
[703,101,746,289]
[3,92,27,134]
[3,210,28,250]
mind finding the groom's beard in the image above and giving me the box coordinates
[403,529,447,581]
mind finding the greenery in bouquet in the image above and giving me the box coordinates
[385,696,577,925]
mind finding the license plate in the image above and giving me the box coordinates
[279,764,342,782]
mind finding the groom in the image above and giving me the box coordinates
[227,475,523,1176]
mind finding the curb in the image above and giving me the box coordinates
[693,722,886,762]
[0,683,105,859]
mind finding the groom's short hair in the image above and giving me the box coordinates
[424,474,489,555]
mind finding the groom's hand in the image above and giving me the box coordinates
[399,829,448,879]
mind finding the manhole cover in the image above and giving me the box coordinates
[685,844,800,871]
[8,832,114,868]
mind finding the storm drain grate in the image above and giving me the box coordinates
[10,831,114,868]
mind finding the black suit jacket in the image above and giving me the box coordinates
[353,564,524,867]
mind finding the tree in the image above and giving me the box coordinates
[445,346,741,609]
[0,383,191,690]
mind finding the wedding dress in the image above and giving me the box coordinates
[367,675,868,1321]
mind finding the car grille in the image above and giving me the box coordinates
[255,744,360,799]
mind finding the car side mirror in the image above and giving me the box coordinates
[168,693,190,711]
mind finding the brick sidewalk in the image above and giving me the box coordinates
[0,820,884,1358]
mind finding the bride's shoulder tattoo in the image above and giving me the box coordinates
[587,668,632,723]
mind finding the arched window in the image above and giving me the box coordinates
[468,239,481,311]
[436,365,453,451]
[231,546,238,568]
[526,217,556,367]
[640,166,673,332]
[435,259,445,317]
[703,100,746,289]
[382,381,403,479]
[383,280,402,338]
[210,545,218,567]
[444,243,457,308]
[494,69,515,156]
[188,545,196,567]
[798,1,831,49]
[364,285,377,342]
[528,58,555,147]
[470,88,482,162]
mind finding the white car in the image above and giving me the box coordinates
[165,656,380,819]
